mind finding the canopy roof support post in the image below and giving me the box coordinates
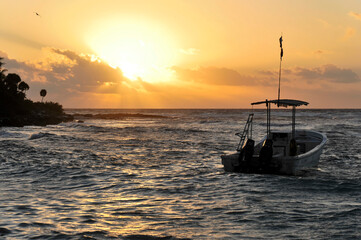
[266,99,271,138]
[250,115,253,139]
[292,106,296,139]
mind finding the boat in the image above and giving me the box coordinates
[221,99,327,175]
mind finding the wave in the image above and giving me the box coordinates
[2,109,361,240]
[62,122,209,137]
[73,113,170,120]
[0,227,11,236]
[123,234,191,240]
[81,125,150,137]
[0,129,29,140]
[28,132,56,140]
[13,228,191,240]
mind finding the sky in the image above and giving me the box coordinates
[1,0,361,108]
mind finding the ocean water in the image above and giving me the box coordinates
[0,109,360,239]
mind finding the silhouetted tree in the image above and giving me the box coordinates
[0,70,27,115]
[18,81,30,93]
[0,58,70,126]
[0,58,5,73]
[4,73,21,95]
[40,89,47,102]
[0,57,6,81]
[0,58,7,96]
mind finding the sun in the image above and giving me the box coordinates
[87,19,178,82]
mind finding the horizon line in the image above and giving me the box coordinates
[64,107,361,110]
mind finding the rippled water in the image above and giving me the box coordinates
[1,109,360,239]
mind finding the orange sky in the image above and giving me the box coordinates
[1,0,361,108]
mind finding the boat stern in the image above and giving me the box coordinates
[221,153,240,172]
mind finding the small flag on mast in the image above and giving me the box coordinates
[279,36,283,60]
[279,36,283,48]
[277,35,283,107]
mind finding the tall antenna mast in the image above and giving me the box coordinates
[277,34,283,107]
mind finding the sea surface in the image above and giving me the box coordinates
[0,109,360,239]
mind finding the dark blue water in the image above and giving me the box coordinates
[0,109,360,239]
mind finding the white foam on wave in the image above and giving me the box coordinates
[28,132,54,140]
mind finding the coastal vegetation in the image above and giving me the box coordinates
[0,58,73,127]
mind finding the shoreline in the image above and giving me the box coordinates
[0,113,74,127]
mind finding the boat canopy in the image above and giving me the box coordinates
[251,99,309,107]
[251,99,308,139]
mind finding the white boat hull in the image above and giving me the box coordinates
[221,130,327,175]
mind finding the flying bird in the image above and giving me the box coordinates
[34,12,41,17]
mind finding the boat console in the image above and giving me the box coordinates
[270,132,290,157]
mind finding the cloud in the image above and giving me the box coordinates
[179,48,200,55]
[50,48,128,92]
[2,49,360,108]
[291,64,360,83]
[0,48,143,106]
[349,11,361,21]
[317,19,330,28]
[344,27,356,40]
[2,48,130,94]
[171,66,261,86]
[170,64,361,87]
[171,64,360,87]
[257,70,277,76]
[313,50,324,55]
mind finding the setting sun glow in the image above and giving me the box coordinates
[87,19,178,82]
[1,0,361,108]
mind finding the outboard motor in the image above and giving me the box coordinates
[259,139,273,168]
[243,139,255,162]
[237,139,255,171]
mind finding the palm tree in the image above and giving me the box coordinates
[18,81,30,101]
[40,89,47,102]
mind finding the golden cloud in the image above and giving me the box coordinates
[349,11,361,21]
